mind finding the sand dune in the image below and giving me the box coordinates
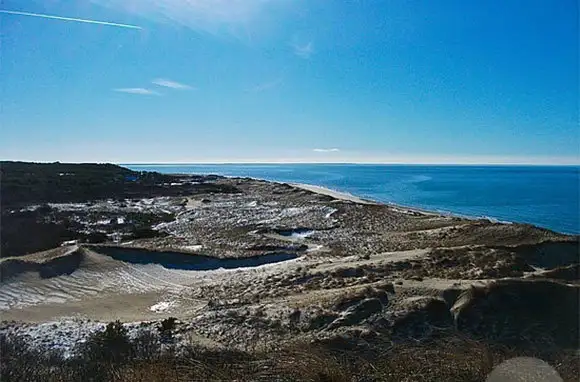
[0,246,303,321]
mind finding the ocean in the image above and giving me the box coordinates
[125,164,580,235]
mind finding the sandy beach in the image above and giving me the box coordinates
[290,183,377,204]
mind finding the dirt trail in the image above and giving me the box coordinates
[309,249,429,273]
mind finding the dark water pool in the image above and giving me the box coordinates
[93,246,298,271]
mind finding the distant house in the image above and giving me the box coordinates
[124,175,138,182]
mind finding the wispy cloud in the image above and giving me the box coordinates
[0,9,141,29]
[249,78,283,92]
[293,41,314,59]
[114,88,160,95]
[152,78,192,90]
[92,0,282,41]
[313,148,340,153]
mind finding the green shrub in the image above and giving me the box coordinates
[83,231,108,243]
[131,330,161,361]
[130,227,166,240]
[77,321,132,364]
[158,317,177,336]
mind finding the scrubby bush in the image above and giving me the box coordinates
[77,321,132,364]
[158,317,177,339]
[129,227,168,240]
[131,330,162,361]
[1,325,579,382]
[82,231,108,244]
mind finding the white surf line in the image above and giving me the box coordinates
[0,10,142,30]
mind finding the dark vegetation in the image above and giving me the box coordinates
[1,323,578,382]
[452,279,580,349]
[0,161,240,258]
[1,207,77,258]
[158,317,178,340]
[0,206,175,258]
[0,161,237,207]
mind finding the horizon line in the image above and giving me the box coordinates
[2,160,578,166]
[121,161,580,166]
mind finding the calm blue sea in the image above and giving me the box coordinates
[125,164,580,235]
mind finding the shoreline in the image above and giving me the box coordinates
[293,182,575,233]
[232,177,545,230]
[129,163,580,234]
[193,173,576,235]
[289,183,378,205]
[281,181,577,235]
[290,182,517,223]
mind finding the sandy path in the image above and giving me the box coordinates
[309,249,429,274]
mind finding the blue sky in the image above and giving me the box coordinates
[1,0,578,164]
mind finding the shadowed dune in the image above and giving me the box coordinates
[452,278,580,349]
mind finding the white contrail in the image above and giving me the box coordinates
[0,10,142,30]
